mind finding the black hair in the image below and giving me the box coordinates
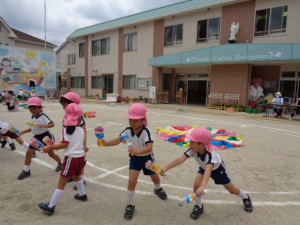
[59,96,73,105]
[66,126,76,135]
[8,90,15,96]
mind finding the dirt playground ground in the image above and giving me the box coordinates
[0,101,299,225]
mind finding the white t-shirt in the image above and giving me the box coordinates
[61,126,85,158]
[184,148,223,171]
[0,121,9,134]
[120,126,153,156]
[30,112,53,135]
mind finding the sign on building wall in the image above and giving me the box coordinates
[0,45,56,96]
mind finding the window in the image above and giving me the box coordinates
[123,75,136,89]
[79,43,84,58]
[71,77,85,88]
[163,74,170,91]
[197,17,220,42]
[124,33,137,52]
[91,76,103,88]
[92,38,110,56]
[255,5,288,36]
[137,78,151,90]
[67,53,76,65]
[164,24,183,46]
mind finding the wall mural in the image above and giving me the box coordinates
[0,46,55,96]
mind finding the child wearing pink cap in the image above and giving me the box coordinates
[162,127,253,220]
[39,103,87,215]
[102,103,167,220]
[59,92,87,189]
[17,97,63,180]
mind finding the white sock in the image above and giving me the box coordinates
[49,189,64,208]
[75,179,86,196]
[154,184,160,190]
[196,197,203,208]
[23,165,30,172]
[22,141,30,150]
[128,190,135,206]
[6,137,12,144]
[238,189,248,199]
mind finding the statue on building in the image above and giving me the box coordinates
[228,22,239,43]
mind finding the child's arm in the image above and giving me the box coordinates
[19,128,31,135]
[39,122,54,129]
[82,125,88,151]
[128,142,153,156]
[102,137,121,147]
[196,164,213,197]
[162,154,188,173]
[42,142,68,153]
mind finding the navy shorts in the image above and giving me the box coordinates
[29,131,55,150]
[129,154,155,176]
[198,164,231,185]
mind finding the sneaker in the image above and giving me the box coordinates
[243,195,253,213]
[190,205,204,220]
[154,187,167,200]
[38,202,55,215]
[124,205,135,220]
[73,180,86,190]
[17,170,31,180]
[31,152,36,158]
[9,143,16,151]
[55,163,63,172]
[1,140,7,148]
[74,194,88,202]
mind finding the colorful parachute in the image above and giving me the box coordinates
[157,125,243,150]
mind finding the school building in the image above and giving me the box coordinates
[56,0,300,107]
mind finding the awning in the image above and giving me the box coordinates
[149,43,300,67]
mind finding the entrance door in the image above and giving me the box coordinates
[187,80,207,104]
[102,75,113,98]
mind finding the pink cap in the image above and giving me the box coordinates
[128,103,147,119]
[186,128,214,153]
[63,103,83,126]
[27,97,42,106]
[128,103,147,126]
[62,92,81,104]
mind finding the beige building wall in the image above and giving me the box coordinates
[164,7,222,56]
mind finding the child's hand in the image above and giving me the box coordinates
[161,167,168,176]
[196,186,206,197]
[128,147,136,156]
[84,146,89,152]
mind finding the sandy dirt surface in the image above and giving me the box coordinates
[0,101,299,225]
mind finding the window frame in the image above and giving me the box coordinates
[67,53,76,65]
[164,24,183,46]
[92,38,110,56]
[91,76,103,89]
[123,75,136,90]
[71,76,85,88]
[79,43,84,58]
[124,33,137,52]
[254,5,288,36]
[197,17,220,43]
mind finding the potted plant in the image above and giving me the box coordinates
[144,97,149,103]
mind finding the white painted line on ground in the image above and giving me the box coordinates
[13,149,300,207]
[96,165,128,178]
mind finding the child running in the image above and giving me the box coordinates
[102,103,167,220]
[59,92,88,189]
[17,97,63,180]
[0,121,29,151]
[39,103,88,215]
[162,128,253,220]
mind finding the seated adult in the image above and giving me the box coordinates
[272,92,283,117]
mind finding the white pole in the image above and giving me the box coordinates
[44,0,48,100]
